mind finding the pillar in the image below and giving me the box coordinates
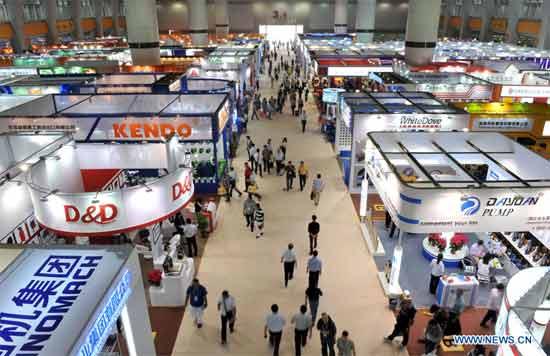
[189,0,209,45]
[440,2,450,38]
[45,0,59,45]
[538,0,550,49]
[505,0,521,44]
[215,0,229,36]
[479,0,493,41]
[355,0,375,42]
[404,0,442,66]
[126,0,160,65]
[95,0,105,38]
[334,0,347,34]
[7,0,26,53]
[458,0,470,39]
[72,0,83,40]
[112,0,121,36]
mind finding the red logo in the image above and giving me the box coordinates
[64,204,118,224]
[172,174,193,201]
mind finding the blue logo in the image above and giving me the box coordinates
[461,196,481,216]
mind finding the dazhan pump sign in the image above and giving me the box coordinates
[475,195,540,217]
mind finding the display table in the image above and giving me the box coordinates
[150,257,195,307]
[436,274,479,308]
[422,233,469,268]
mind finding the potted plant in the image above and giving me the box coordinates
[450,235,469,254]
[428,234,447,252]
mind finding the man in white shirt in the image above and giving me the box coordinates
[281,243,297,287]
[217,290,236,344]
[183,218,198,257]
[307,250,322,288]
[480,283,505,328]
[311,174,325,206]
[291,304,313,356]
[264,304,286,356]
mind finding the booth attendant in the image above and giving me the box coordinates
[429,253,445,295]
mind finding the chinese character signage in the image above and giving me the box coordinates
[0,248,129,355]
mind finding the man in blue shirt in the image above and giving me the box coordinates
[185,278,208,328]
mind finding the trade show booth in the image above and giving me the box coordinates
[338,92,469,192]
[363,131,550,304]
[0,93,231,193]
[0,244,156,356]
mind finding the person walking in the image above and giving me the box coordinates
[291,305,313,356]
[281,137,288,160]
[275,147,284,176]
[480,283,505,328]
[423,317,443,356]
[243,194,256,232]
[254,148,263,177]
[252,95,261,120]
[317,312,337,356]
[218,290,236,344]
[262,144,272,175]
[336,331,357,356]
[311,174,325,206]
[305,87,309,102]
[228,166,242,197]
[384,297,417,349]
[285,161,296,191]
[305,285,323,323]
[300,109,307,133]
[298,161,309,191]
[264,304,286,356]
[185,278,208,328]
[183,218,198,257]
[281,243,297,287]
[307,250,322,288]
[298,96,304,115]
[307,215,320,255]
[254,203,265,238]
[429,253,445,295]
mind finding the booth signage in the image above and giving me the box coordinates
[112,121,193,139]
[76,269,132,356]
[473,117,533,132]
[399,115,443,129]
[500,85,550,98]
[0,249,127,355]
[31,168,194,235]
[392,187,550,233]
[327,66,393,76]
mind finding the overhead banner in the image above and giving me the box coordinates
[0,248,128,355]
[0,117,213,141]
[30,168,194,236]
[382,182,550,233]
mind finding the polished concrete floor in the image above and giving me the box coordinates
[171,63,404,356]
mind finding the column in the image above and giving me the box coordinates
[404,0,442,66]
[112,0,120,36]
[458,0,470,39]
[334,0,347,34]
[95,0,105,38]
[355,0,375,42]
[7,0,26,53]
[440,1,450,38]
[215,0,229,36]
[72,0,83,40]
[45,0,59,44]
[189,0,209,45]
[126,0,160,64]
[505,0,521,44]
[479,0,493,41]
[538,0,550,49]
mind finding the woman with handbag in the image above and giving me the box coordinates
[218,290,237,344]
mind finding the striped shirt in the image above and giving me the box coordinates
[255,209,265,223]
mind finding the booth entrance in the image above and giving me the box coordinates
[259,25,303,42]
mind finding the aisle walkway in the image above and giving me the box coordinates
[171,57,403,356]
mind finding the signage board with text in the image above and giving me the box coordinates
[472,117,534,132]
[327,66,393,77]
[500,85,550,98]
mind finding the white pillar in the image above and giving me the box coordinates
[355,0,376,42]
[72,0,83,40]
[334,0,348,34]
[7,0,26,53]
[126,0,160,65]
[405,0,442,66]
[215,0,229,36]
[95,0,105,38]
[359,177,369,220]
[538,0,550,49]
[46,0,59,45]
[189,0,209,45]
[121,250,156,356]
[112,0,121,36]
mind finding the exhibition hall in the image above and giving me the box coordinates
[0,0,550,356]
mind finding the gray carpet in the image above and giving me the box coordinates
[372,221,503,308]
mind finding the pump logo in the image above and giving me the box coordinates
[64,204,118,224]
[481,195,540,217]
[461,196,481,216]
